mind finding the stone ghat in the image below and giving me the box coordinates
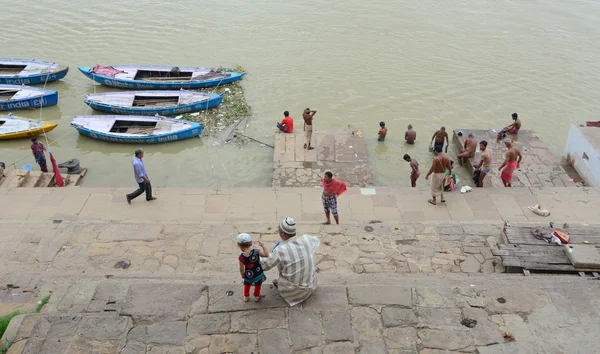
[272,129,372,188]
[452,129,579,188]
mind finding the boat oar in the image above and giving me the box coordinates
[233,131,274,148]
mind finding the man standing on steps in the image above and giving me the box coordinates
[425,146,451,205]
[30,138,48,172]
[303,108,317,150]
[126,148,156,204]
[321,171,347,224]
[499,141,523,187]
[261,217,320,306]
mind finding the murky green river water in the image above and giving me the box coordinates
[2,0,600,188]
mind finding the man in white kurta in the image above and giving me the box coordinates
[261,217,321,306]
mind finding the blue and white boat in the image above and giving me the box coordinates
[84,90,223,116]
[70,115,203,144]
[0,58,69,85]
[78,64,244,90]
[0,84,58,111]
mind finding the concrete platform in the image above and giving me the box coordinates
[272,130,372,187]
[453,129,578,188]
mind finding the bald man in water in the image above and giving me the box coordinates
[430,126,449,153]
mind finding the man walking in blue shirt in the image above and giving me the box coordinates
[126,148,156,204]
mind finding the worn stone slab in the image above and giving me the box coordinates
[127,322,187,345]
[301,286,348,310]
[324,312,353,341]
[418,328,474,351]
[289,308,323,350]
[230,309,287,332]
[258,329,292,354]
[348,286,412,307]
[351,307,383,341]
[208,333,258,354]
[416,308,462,327]
[384,327,417,350]
[187,313,230,335]
[76,315,132,340]
[120,283,206,322]
[382,307,419,327]
[323,341,355,354]
[208,284,288,312]
[564,244,600,269]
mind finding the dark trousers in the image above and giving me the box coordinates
[127,181,152,201]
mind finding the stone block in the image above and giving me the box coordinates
[323,342,355,354]
[351,307,383,341]
[258,329,292,354]
[301,286,348,310]
[120,283,206,322]
[230,309,287,332]
[324,312,353,341]
[418,328,473,351]
[66,339,124,354]
[384,327,417,350]
[121,341,147,354]
[187,313,230,335]
[415,289,452,308]
[76,315,132,340]
[382,307,419,327]
[289,308,322,350]
[563,244,600,268]
[208,284,287,312]
[416,308,462,327]
[460,255,481,273]
[208,334,258,354]
[348,286,412,307]
[358,340,387,354]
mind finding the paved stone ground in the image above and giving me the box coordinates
[1,186,599,223]
[273,130,372,187]
[3,276,600,353]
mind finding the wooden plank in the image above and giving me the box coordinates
[504,226,600,245]
[500,256,600,272]
[497,244,569,258]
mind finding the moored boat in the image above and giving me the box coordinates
[0,84,58,111]
[84,90,223,116]
[78,65,244,90]
[0,58,69,85]
[0,114,58,140]
[70,115,203,144]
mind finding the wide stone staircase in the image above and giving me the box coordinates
[2,274,600,354]
[0,168,83,188]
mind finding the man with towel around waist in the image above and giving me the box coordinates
[261,217,320,306]
[499,141,522,187]
[321,171,347,224]
[425,146,451,205]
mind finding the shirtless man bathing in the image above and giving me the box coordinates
[457,133,477,166]
[425,146,452,205]
[303,108,317,150]
[403,154,420,187]
[405,124,416,144]
[430,126,449,154]
[498,141,523,187]
[378,122,388,142]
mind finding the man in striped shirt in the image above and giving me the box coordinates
[261,217,321,306]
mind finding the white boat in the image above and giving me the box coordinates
[0,114,57,140]
[0,58,69,85]
[0,84,58,111]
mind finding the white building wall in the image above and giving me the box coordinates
[564,124,600,186]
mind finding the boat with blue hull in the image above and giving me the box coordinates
[78,65,244,90]
[0,58,68,85]
[84,90,223,116]
[70,115,203,144]
[0,84,58,111]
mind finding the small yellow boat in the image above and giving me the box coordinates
[0,114,57,140]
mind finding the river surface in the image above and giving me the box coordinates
[2,0,600,188]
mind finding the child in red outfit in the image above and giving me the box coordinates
[237,233,269,302]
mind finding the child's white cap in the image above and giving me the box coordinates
[236,233,252,244]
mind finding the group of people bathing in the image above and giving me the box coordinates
[277,109,524,205]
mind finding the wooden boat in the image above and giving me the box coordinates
[0,58,68,85]
[84,90,223,116]
[78,65,244,90]
[0,114,57,140]
[70,115,203,144]
[0,84,58,111]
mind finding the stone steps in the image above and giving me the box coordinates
[3,274,600,354]
[0,168,80,188]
